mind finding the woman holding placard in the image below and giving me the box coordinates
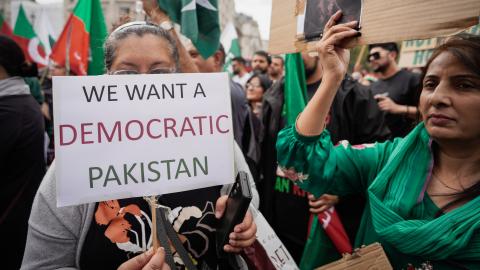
[21,22,258,270]
[276,11,480,269]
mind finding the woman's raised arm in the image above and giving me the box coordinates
[296,11,360,136]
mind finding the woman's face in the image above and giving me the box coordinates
[246,77,264,102]
[109,34,176,74]
[419,51,480,143]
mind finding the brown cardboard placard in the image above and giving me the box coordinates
[315,242,392,270]
[269,0,480,54]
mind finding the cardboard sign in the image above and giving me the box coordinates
[316,243,392,270]
[53,73,234,207]
[269,0,480,54]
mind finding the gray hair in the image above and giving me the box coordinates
[104,22,180,72]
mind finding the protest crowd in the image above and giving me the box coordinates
[1,0,479,269]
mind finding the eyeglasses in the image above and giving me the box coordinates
[367,52,381,62]
[110,68,176,75]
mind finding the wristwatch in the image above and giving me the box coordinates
[159,20,174,31]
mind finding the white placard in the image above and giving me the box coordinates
[53,73,234,207]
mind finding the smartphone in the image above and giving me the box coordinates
[377,92,389,98]
[216,171,252,257]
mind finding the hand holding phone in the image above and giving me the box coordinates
[216,171,252,256]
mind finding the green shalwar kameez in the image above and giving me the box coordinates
[276,123,480,269]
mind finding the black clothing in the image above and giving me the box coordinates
[260,76,389,263]
[0,94,45,270]
[230,80,262,185]
[81,186,222,270]
[371,69,421,138]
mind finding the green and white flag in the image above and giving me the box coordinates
[221,22,241,74]
[158,0,220,59]
[34,7,57,56]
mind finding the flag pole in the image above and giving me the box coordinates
[144,196,160,251]
[355,45,367,68]
[39,60,50,85]
[65,22,73,75]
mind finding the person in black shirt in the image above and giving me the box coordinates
[0,35,46,270]
[368,43,421,138]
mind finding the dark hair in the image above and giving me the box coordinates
[422,35,480,216]
[0,35,37,77]
[253,50,272,65]
[271,55,284,65]
[104,22,180,72]
[422,34,480,81]
[369,42,399,54]
[247,73,272,91]
[232,56,246,65]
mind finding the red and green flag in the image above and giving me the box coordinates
[50,0,107,75]
[158,0,220,59]
[11,4,48,67]
[0,13,14,37]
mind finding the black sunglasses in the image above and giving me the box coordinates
[367,52,381,62]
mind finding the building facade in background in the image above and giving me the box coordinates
[234,13,265,59]
[218,0,267,59]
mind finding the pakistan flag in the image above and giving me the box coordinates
[221,22,241,74]
[158,0,220,59]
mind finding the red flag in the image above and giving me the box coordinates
[12,5,48,66]
[317,207,352,254]
[1,10,47,66]
[50,0,107,75]
[0,13,14,37]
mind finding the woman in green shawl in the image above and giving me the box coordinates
[276,11,480,270]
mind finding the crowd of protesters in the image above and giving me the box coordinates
[1,1,479,269]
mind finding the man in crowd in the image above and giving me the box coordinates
[186,42,262,182]
[260,52,390,263]
[368,43,421,138]
[251,50,271,74]
[269,55,284,83]
[232,56,251,89]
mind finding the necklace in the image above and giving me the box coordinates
[432,172,464,193]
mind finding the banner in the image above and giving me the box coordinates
[53,73,234,206]
[398,38,437,68]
